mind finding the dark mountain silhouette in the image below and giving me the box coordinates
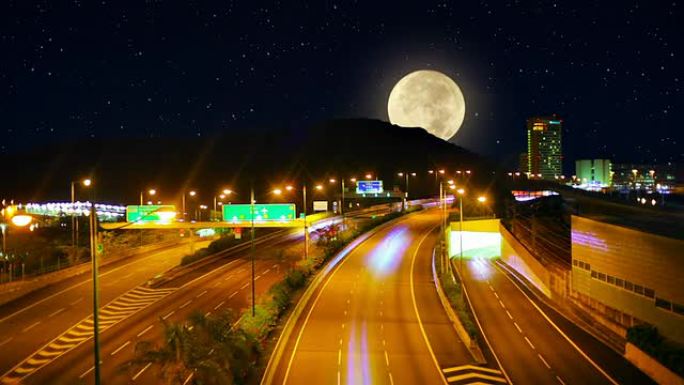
[0,119,502,205]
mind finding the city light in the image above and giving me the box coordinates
[315,185,323,191]
[189,190,197,197]
[222,189,233,195]
[273,188,283,195]
[457,188,465,195]
[11,214,33,227]
[329,178,336,183]
[285,185,294,192]
[478,196,487,203]
[148,189,156,196]
[82,178,92,187]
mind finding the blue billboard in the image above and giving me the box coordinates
[356,180,384,194]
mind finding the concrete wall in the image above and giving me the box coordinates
[499,223,553,299]
[625,343,684,385]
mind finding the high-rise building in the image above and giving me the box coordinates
[575,159,612,188]
[518,153,529,174]
[526,116,563,180]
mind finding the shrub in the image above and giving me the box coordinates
[627,324,684,376]
[285,269,306,290]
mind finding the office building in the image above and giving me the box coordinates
[526,116,563,180]
[575,159,612,188]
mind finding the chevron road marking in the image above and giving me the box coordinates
[442,365,508,384]
[0,286,176,384]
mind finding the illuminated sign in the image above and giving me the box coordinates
[126,205,177,223]
[548,120,561,124]
[223,203,296,222]
[313,201,328,212]
[356,180,384,194]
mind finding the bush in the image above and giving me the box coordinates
[285,269,306,290]
[627,324,684,376]
[179,235,245,266]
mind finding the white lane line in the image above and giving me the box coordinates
[538,353,551,369]
[341,323,345,329]
[263,268,271,274]
[205,312,211,317]
[179,300,192,309]
[489,284,495,291]
[339,338,343,346]
[254,275,261,281]
[121,272,135,279]
[137,325,154,337]
[196,290,207,298]
[22,321,41,333]
[389,372,395,385]
[338,349,341,365]
[272,264,278,269]
[111,341,131,355]
[214,301,225,310]
[498,300,506,309]
[223,275,233,281]
[337,370,341,385]
[493,292,500,299]
[384,350,390,366]
[409,226,449,385]
[79,365,95,379]
[513,322,522,333]
[48,307,66,318]
[495,261,620,385]
[0,337,13,347]
[556,375,567,385]
[240,282,249,290]
[162,310,175,320]
[524,336,536,350]
[506,310,513,320]
[132,362,152,381]
[229,291,238,299]
[70,298,83,306]
[183,373,194,385]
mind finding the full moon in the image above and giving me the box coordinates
[387,70,466,141]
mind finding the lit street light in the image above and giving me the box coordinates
[70,178,91,259]
[181,190,197,221]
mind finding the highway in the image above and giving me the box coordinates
[269,210,484,385]
[4,229,303,384]
[461,255,656,385]
[0,238,212,376]
[0,206,390,384]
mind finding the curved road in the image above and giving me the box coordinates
[270,210,474,385]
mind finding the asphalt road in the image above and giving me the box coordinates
[8,231,304,385]
[0,238,212,376]
[271,210,475,385]
[462,255,655,385]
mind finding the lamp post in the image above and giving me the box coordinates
[138,188,156,246]
[214,189,232,221]
[182,190,197,221]
[71,178,91,260]
[88,193,101,385]
[250,186,255,317]
[457,188,465,275]
[397,172,415,212]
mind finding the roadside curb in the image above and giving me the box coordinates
[259,212,414,385]
[431,250,486,364]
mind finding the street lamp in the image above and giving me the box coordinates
[398,171,415,211]
[138,188,157,246]
[70,178,92,260]
[214,189,233,221]
[181,190,197,221]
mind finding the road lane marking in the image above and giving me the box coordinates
[337,370,341,385]
[384,350,390,366]
[48,308,66,318]
[79,366,95,379]
[442,365,502,375]
[183,373,194,385]
[70,298,83,306]
[214,301,225,310]
[205,312,211,317]
[137,325,154,337]
[493,292,499,299]
[196,290,207,298]
[513,322,522,333]
[240,282,249,290]
[338,349,341,365]
[556,375,567,385]
[162,311,175,320]
[0,337,13,348]
[179,300,192,309]
[494,261,620,385]
[110,341,130,355]
[121,272,135,279]
[229,291,238,299]
[254,275,261,281]
[506,310,513,319]
[498,300,506,308]
[524,336,535,349]
[132,362,151,381]
[538,353,551,369]
[263,268,270,274]
[389,372,395,385]
[409,226,449,385]
[22,322,41,333]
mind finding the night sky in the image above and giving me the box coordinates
[2,1,682,169]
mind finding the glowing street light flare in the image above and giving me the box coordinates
[315,185,323,191]
[148,189,156,196]
[11,214,33,227]
[350,178,357,183]
[189,190,197,197]
[285,185,294,192]
[329,178,336,183]
[273,188,283,195]
[82,178,92,187]
[438,169,446,174]
[477,196,487,203]
[365,173,372,179]
[457,188,465,195]
[222,189,233,195]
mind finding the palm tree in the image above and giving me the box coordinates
[127,310,258,385]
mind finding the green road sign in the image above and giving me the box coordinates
[126,205,177,223]
[223,203,296,222]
